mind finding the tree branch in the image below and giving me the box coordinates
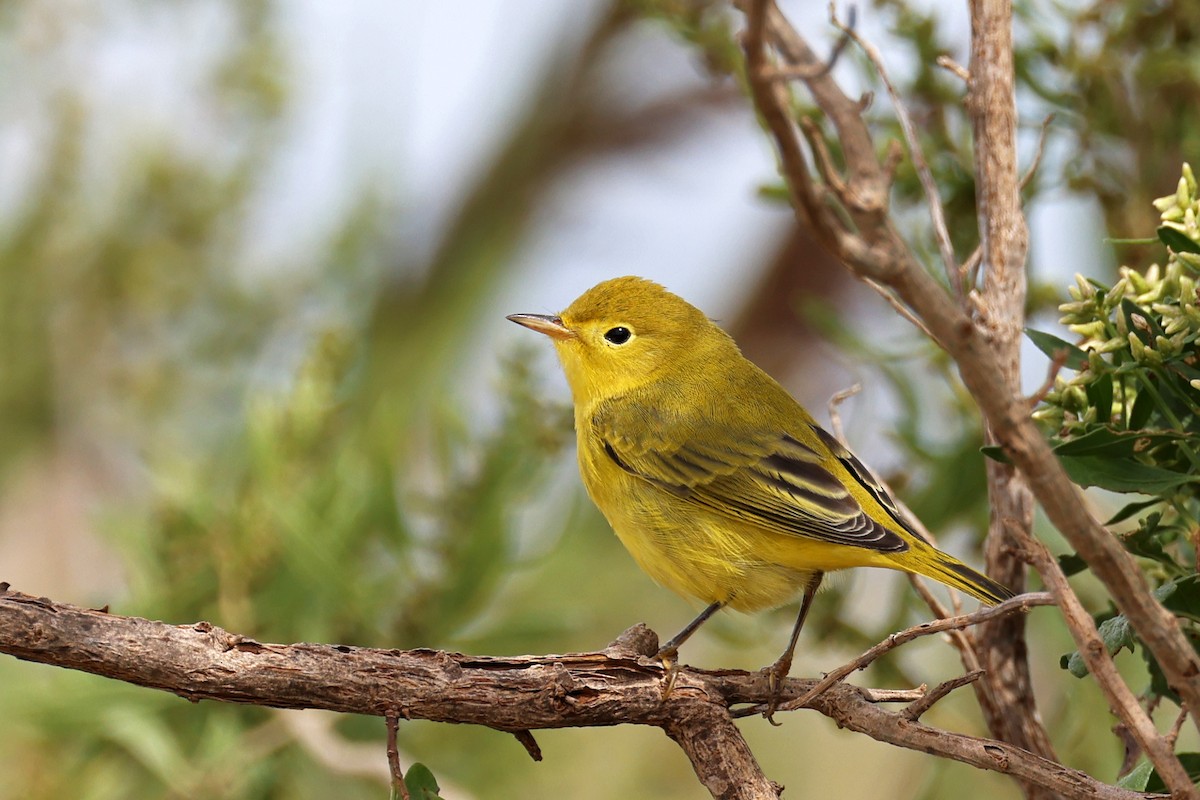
[963,5,1058,795]
[738,4,1200,795]
[778,592,1054,714]
[0,588,1153,800]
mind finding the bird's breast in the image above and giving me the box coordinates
[575,426,815,612]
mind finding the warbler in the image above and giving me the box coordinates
[508,276,1011,689]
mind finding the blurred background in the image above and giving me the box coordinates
[1,0,1197,797]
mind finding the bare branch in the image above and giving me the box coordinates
[0,589,1153,800]
[863,277,936,339]
[714,675,1161,800]
[966,5,1058,784]
[1004,522,1195,793]
[1168,705,1190,748]
[960,244,984,290]
[936,55,971,83]
[763,4,854,81]
[1025,349,1068,409]
[902,670,985,722]
[861,687,926,702]
[0,590,777,799]
[781,592,1054,713]
[513,730,543,762]
[830,3,960,297]
[798,116,851,203]
[1020,113,1056,192]
[386,714,409,800]
[826,382,861,443]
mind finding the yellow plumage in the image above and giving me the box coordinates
[508,276,1010,672]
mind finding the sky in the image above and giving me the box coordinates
[259,0,1102,364]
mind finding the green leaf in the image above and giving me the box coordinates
[1120,297,1164,340]
[1120,526,1170,566]
[1128,388,1155,429]
[1155,575,1200,622]
[1057,552,1088,577]
[1025,328,1088,369]
[1105,237,1159,245]
[1106,498,1164,525]
[980,444,1012,464]
[1144,642,1176,703]
[1154,366,1200,409]
[1146,753,1200,791]
[1064,614,1135,676]
[757,183,792,204]
[1116,759,1153,791]
[1052,427,1185,458]
[404,763,445,800]
[1169,358,1200,383]
[1086,373,1114,422]
[1157,225,1200,255]
[1058,454,1198,493]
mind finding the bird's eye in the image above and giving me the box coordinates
[604,326,632,345]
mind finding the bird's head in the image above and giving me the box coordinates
[507,276,725,405]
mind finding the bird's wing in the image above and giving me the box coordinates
[594,401,922,553]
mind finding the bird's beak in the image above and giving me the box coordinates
[506,313,575,341]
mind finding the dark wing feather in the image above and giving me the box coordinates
[809,426,930,545]
[595,400,909,553]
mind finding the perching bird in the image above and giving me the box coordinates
[507,276,1011,694]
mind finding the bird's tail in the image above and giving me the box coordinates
[908,545,1013,606]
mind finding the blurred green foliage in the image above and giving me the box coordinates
[0,3,580,798]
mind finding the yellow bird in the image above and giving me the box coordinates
[508,276,1011,688]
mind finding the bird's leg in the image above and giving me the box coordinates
[656,601,723,662]
[655,601,722,695]
[765,571,824,724]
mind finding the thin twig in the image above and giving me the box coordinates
[798,116,850,202]
[826,383,862,443]
[1020,113,1056,192]
[1003,520,1195,794]
[386,714,410,800]
[860,687,927,703]
[513,730,543,762]
[830,2,959,297]
[959,245,984,290]
[1025,348,1069,409]
[863,277,936,340]
[717,672,1163,800]
[936,55,970,83]
[908,574,971,646]
[785,592,1053,712]
[743,0,830,236]
[1167,705,1190,748]
[763,6,855,81]
[902,670,985,721]
[905,572,991,729]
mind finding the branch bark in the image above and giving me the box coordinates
[965,4,1058,795]
[0,588,1151,800]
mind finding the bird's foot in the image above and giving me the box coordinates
[656,645,681,698]
[763,655,794,726]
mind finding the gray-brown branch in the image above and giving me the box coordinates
[0,589,1158,800]
[966,4,1057,795]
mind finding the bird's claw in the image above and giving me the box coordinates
[763,659,792,725]
[656,647,680,697]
